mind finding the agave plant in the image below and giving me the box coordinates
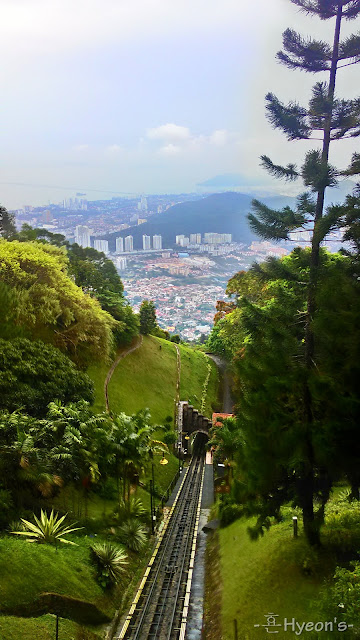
[118,518,147,552]
[90,542,128,588]
[11,509,82,545]
[116,497,146,521]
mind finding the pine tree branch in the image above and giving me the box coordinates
[289,0,340,19]
[265,93,311,140]
[338,60,360,67]
[278,28,332,72]
[338,33,360,60]
[248,199,307,242]
[296,192,317,215]
[342,1,360,19]
[314,206,344,242]
[341,152,360,175]
[301,150,338,191]
[260,155,299,181]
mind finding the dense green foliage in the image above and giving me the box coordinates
[0,338,94,416]
[139,299,157,335]
[208,0,360,547]
[0,239,117,366]
[0,205,16,239]
[209,247,360,541]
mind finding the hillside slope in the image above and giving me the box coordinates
[101,192,296,250]
[88,335,220,424]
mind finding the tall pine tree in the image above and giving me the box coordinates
[247,0,360,545]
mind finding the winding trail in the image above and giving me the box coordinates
[104,335,143,412]
[174,343,181,405]
[206,353,234,413]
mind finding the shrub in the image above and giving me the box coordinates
[324,496,360,551]
[116,497,146,522]
[11,509,82,545]
[117,518,147,552]
[90,542,128,588]
[318,561,360,637]
[163,430,177,446]
[219,501,244,527]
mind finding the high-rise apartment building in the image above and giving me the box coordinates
[204,232,232,244]
[196,233,202,244]
[176,235,185,245]
[116,257,127,271]
[143,235,151,251]
[75,225,91,248]
[116,236,124,253]
[153,235,162,250]
[124,235,134,252]
[138,195,148,212]
[93,239,109,255]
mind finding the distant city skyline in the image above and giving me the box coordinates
[1,0,358,209]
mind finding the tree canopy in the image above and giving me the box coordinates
[0,338,94,416]
[139,300,157,335]
[0,239,117,366]
[11,227,139,347]
[242,0,360,545]
[0,205,16,239]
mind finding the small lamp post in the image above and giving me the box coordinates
[150,478,154,535]
[293,516,298,538]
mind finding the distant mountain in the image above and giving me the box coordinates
[197,174,261,188]
[102,191,296,251]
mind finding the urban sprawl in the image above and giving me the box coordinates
[13,193,342,341]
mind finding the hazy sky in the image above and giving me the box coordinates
[0,0,358,208]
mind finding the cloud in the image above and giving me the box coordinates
[73,144,90,152]
[209,129,229,147]
[159,143,181,156]
[146,124,191,143]
[105,144,123,154]
[145,123,234,156]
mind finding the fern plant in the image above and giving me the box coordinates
[90,542,128,588]
[11,509,82,545]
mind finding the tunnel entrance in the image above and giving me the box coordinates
[186,431,209,457]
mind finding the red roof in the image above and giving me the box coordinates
[212,413,234,427]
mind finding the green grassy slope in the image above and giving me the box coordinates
[106,336,177,425]
[217,517,334,640]
[0,533,150,640]
[90,335,220,426]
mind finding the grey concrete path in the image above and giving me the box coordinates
[206,353,234,413]
[201,463,214,508]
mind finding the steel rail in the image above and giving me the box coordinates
[129,458,201,640]
[116,454,205,640]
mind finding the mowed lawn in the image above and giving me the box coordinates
[99,336,220,426]
[106,335,177,425]
[218,517,334,640]
[0,533,152,640]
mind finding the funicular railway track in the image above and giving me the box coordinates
[116,439,205,640]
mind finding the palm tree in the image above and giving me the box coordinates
[46,401,111,517]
